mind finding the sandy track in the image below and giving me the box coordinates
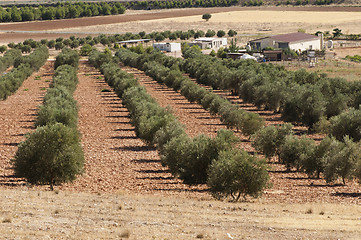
[59,62,208,198]
[0,61,53,188]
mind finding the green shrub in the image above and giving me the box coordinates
[80,43,93,56]
[54,48,79,69]
[252,123,293,160]
[207,149,269,201]
[302,136,332,178]
[280,135,315,171]
[329,108,361,141]
[13,123,84,190]
[202,13,212,21]
[240,112,264,136]
[153,119,186,153]
[323,136,361,184]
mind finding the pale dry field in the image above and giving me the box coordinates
[1,188,361,239]
[52,9,361,37]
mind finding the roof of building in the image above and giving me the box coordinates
[117,39,151,44]
[195,37,226,42]
[271,32,319,43]
[153,42,181,45]
[249,33,319,43]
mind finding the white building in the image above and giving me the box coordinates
[249,32,321,52]
[189,37,227,49]
[153,42,181,52]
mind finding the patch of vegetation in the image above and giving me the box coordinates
[0,2,125,23]
[13,48,83,190]
[345,55,361,63]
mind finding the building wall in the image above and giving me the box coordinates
[258,38,275,49]
[251,37,320,51]
[153,43,181,52]
[289,39,321,52]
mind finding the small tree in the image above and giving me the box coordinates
[217,30,226,38]
[228,29,237,37]
[323,136,361,185]
[332,28,342,39]
[202,13,212,21]
[207,149,269,201]
[205,29,216,37]
[80,43,93,56]
[252,123,293,161]
[13,123,84,190]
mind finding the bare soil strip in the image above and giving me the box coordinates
[0,61,53,188]
[122,65,361,204]
[60,61,208,198]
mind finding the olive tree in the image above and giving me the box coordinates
[13,123,84,190]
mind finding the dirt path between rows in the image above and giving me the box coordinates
[60,61,208,198]
[0,61,53,188]
[121,65,361,204]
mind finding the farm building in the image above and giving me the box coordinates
[249,32,321,52]
[117,39,152,48]
[189,37,227,49]
[153,42,181,52]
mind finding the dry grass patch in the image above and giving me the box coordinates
[0,189,360,239]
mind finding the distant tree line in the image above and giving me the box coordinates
[125,0,241,9]
[0,2,125,22]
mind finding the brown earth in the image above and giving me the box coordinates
[1,60,360,239]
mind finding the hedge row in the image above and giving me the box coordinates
[89,50,269,201]
[182,48,361,132]
[0,48,21,72]
[13,48,83,190]
[0,2,125,22]
[252,124,361,184]
[0,46,48,100]
[115,48,264,136]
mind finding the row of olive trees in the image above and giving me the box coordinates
[13,48,83,190]
[0,2,125,22]
[4,28,237,53]
[0,48,21,72]
[89,50,269,201]
[252,124,361,184]
[0,46,48,100]
[128,47,361,185]
[115,48,264,136]
[182,48,361,131]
